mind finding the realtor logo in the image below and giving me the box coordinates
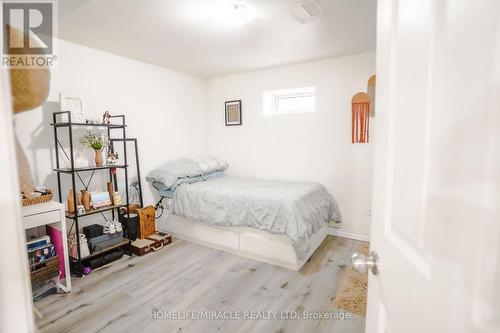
[2,0,57,68]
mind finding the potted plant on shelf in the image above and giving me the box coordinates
[80,131,107,166]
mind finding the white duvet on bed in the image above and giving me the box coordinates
[166,176,341,259]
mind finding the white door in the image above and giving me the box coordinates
[363,0,500,332]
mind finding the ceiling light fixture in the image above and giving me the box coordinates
[215,3,255,27]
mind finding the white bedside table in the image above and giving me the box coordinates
[22,201,71,292]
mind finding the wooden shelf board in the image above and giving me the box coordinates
[70,239,129,262]
[66,204,126,219]
[55,164,127,173]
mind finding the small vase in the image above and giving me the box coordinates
[107,182,114,205]
[67,189,75,213]
[114,192,122,206]
[81,190,91,211]
[94,149,103,166]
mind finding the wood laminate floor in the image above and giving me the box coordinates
[36,236,367,333]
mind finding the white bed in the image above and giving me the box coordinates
[151,175,340,271]
[158,213,330,271]
[146,158,340,270]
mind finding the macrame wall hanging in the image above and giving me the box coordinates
[351,74,376,144]
[351,92,371,143]
[367,75,376,117]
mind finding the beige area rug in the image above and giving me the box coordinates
[334,242,369,316]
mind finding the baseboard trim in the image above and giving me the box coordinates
[328,227,370,242]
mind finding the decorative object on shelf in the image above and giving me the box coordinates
[35,185,50,194]
[107,181,114,204]
[81,190,91,211]
[104,220,116,234]
[113,191,122,206]
[106,151,119,165]
[83,224,104,239]
[74,152,89,168]
[8,26,50,197]
[77,205,85,215]
[104,220,122,234]
[95,149,103,166]
[225,100,242,126]
[59,93,86,123]
[102,111,111,124]
[351,92,371,144]
[80,131,108,166]
[68,234,90,259]
[67,189,75,213]
[367,75,376,117]
[90,186,112,208]
[85,118,103,125]
[114,219,122,233]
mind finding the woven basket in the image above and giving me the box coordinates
[22,191,53,207]
[133,206,156,239]
[30,256,59,285]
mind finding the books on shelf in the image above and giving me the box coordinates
[27,235,50,251]
[28,243,56,267]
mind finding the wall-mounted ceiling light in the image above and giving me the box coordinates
[215,3,255,27]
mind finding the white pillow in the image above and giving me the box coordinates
[193,156,228,174]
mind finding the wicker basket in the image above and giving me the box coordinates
[22,191,53,207]
[30,256,59,285]
[134,206,156,239]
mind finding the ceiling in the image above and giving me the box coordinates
[58,0,376,78]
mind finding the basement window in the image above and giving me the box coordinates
[263,87,316,115]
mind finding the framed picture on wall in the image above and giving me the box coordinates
[225,100,242,126]
[59,93,87,123]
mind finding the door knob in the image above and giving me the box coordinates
[351,251,379,275]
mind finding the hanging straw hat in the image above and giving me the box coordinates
[7,25,51,113]
[7,25,51,195]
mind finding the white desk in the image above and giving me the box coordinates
[22,201,71,292]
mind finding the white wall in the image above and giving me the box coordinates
[205,52,375,235]
[15,43,374,235]
[15,39,207,210]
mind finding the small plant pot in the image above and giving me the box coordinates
[94,149,103,166]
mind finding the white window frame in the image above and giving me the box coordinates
[263,86,316,116]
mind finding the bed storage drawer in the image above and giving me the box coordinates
[239,232,297,264]
[162,215,194,235]
[193,224,239,249]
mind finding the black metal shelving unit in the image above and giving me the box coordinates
[51,111,142,276]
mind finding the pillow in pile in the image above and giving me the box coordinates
[146,157,228,191]
[192,156,228,175]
